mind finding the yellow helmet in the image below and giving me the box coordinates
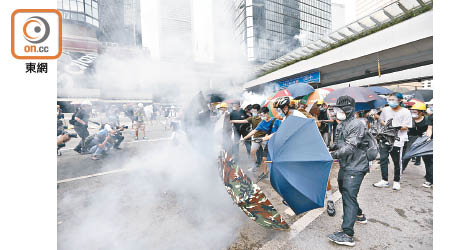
[217,102,228,109]
[316,99,324,105]
[410,102,426,111]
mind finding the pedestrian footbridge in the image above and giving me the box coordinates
[244,0,432,91]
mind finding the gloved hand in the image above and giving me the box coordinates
[329,143,338,151]
[330,151,338,159]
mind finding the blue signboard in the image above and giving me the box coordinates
[276,71,320,89]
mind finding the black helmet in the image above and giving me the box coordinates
[334,95,355,117]
[335,95,355,107]
[273,96,291,110]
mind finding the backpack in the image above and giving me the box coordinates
[267,118,277,135]
[361,130,379,161]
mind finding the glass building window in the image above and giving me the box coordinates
[59,0,99,27]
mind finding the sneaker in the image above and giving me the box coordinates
[373,180,389,188]
[356,214,367,224]
[73,148,81,154]
[422,182,432,188]
[143,136,147,140]
[135,136,139,140]
[328,231,355,247]
[393,181,401,190]
[327,200,336,217]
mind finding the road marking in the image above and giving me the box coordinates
[57,168,128,184]
[59,137,172,151]
[259,190,342,250]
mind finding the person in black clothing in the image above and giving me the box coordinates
[402,102,429,173]
[73,101,91,154]
[229,100,249,162]
[328,96,369,247]
[317,102,333,146]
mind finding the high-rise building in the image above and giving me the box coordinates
[232,0,332,64]
[158,0,193,61]
[355,0,396,19]
[331,2,345,31]
[98,0,142,47]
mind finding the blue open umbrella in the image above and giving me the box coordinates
[368,86,393,95]
[268,115,333,215]
[287,83,315,99]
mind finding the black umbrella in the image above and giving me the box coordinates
[403,136,433,160]
[324,87,382,105]
[404,90,433,102]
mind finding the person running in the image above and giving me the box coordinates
[373,93,412,190]
[73,100,91,154]
[327,96,369,247]
[231,104,263,171]
[229,100,249,162]
[242,107,281,180]
[402,102,429,173]
[134,103,147,140]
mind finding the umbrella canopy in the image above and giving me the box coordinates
[403,136,433,160]
[304,88,334,105]
[403,98,425,107]
[287,83,315,99]
[387,86,411,94]
[355,98,387,111]
[404,90,433,102]
[268,116,333,215]
[267,99,283,119]
[368,86,394,95]
[324,87,382,105]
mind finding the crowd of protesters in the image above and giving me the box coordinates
[57,101,179,160]
[214,91,433,247]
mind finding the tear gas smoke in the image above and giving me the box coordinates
[58,1,255,249]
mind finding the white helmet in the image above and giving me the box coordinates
[138,103,144,108]
[104,124,113,132]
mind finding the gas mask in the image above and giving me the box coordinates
[334,107,347,121]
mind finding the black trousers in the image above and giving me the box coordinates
[380,146,402,182]
[74,126,89,152]
[113,133,124,148]
[338,169,365,237]
[423,155,433,184]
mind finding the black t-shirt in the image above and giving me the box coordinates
[75,109,90,127]
[408,117,429,137]
[318,110,329,132]
[230,109,249,135]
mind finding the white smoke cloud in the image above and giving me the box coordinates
[58,0,256,249]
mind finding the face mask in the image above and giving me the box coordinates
[411,111,419,119]
[388,101,399,108]
[336,111,346,121]
[320,107,325,112]
[252,112,257,117]
[278,112,286,119]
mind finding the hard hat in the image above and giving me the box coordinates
[138,103,144,108]
[316,99,324,105]
[410,102,426,111]
[81,100,92,106]
[217,102,228,109]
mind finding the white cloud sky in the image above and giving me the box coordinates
[332,0,357,24]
